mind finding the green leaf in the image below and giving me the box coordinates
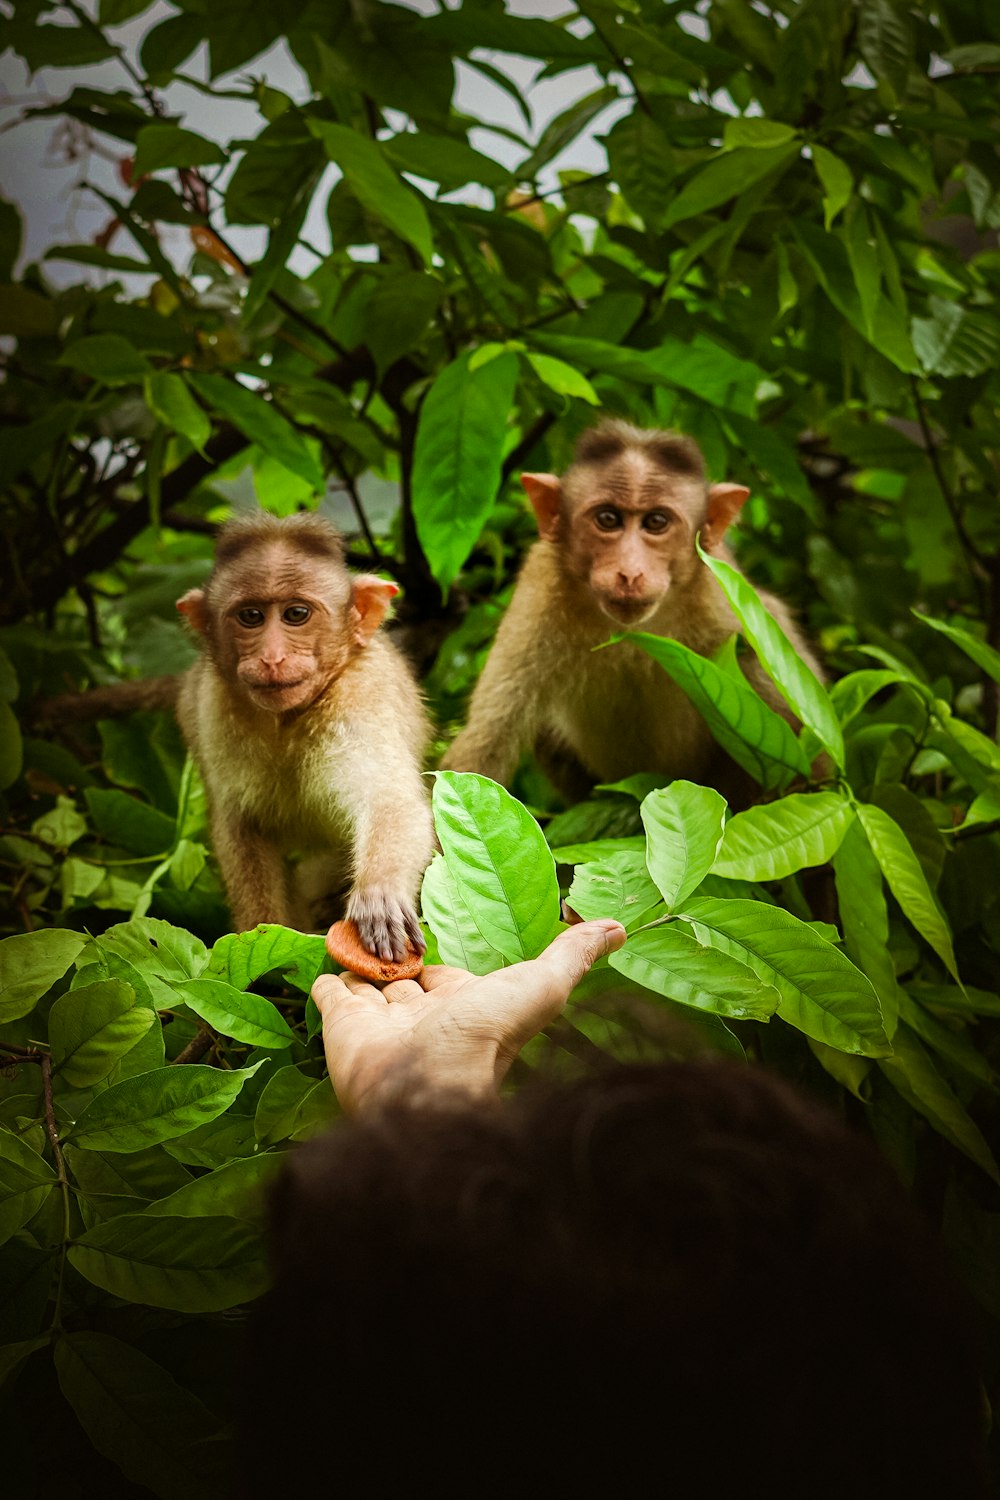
[713,792,855,881]
[412,350,519,593]
[525,352,599,405]
[0,1130,56,1248]
[722,119,798,150]
[567,852,663,932]
[143,372,211,454]
[0,1336,50,1387]
[49,981,155,1088]
[132,124,226,179]
[58,334,153,386]
[169,978,295,1049]
[84,788,176,857]
[640,781,727,911]
[623,633,811,789]
[0,283,58,337]
[911,296,1000,379]
[831,669,912,728]
[896,990,995,1091]
[550,837,647,864]
[207,924,329,994]
[662,144,798,229]
[187,373,323,491]
[913,611,1000,685]
[308,119,433,265]
[857,0,914,99]
[854,802,960,985]
[55,1332,224,1500]
[67,1062,264,1153]
[432,773,561,964]
[810,144,852,228]
[252,1068,335,1146]
[383,131,512,192]
[420,853,505,974]
[44,244,152,273]
[68,1213,268,1312]
[611,923,780,1020]
[145,1155,279,1219]
[0,701,23,789]
[681,897,889,1056]
[0,929,86,1023]
[697,548,844,766]
[65,1143,191,1215]
[833,820,900,1038]
[879,1027,998,1184]
[16,22,115,71]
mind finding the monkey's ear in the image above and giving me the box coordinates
[176,589,210,635]
[521,472,562,541]
[351,575,399,646]
[702,483,750,549]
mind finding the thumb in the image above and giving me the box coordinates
[531,919,627,996]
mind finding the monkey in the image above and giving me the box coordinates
[41,513,434,961]
[441,419,823,806]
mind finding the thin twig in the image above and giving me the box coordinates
[171,1029,215,1065]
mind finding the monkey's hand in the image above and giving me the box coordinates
[312,919,627,1114]
[346,888,426,964]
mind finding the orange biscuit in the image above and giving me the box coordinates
[324,918,423,984]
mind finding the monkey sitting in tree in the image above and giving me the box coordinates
[44,513,433,962]
[441,420,823,805]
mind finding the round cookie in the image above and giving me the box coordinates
[325,918,424,984]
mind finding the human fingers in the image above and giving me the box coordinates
[311,973,357,1018]
[417,964,478,993]
[529,919,627,998]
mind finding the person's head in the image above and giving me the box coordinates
[243,1061,986,1498]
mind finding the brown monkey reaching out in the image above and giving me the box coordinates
[442,420,822,804]
[42,513,433,961]
[174,513,433,959]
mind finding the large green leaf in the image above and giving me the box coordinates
[830,669,911,728]
[879,1027,998,1184]
[58,334,153,386]
[713,792,854,881]
[640,781,727,911]
[411,350,518,593]
[913,611,1000,685]
[854,802,960,984]
[144,1155,279,1219]
[253,1069,335,1147]
[681,898,888,1056]
[624,633,811,789]
[67,1063,264,1153]
[832,820,899,1038]
[187,373,323,491]
[0,929,86,1023]
[911,296,1000,378]
[49,981,155,1088]
[432,773,561,963]
[132,124,226,179]
[308,119,433,264]
[420,852,505,974]
[169,978,295,1049]
[567,852,663,932]
[550,837,647,864]
[0,1130,56,1248]
[610,923,780,1020]
[55,1332,224,1500]
[662,143,798,228]
[68,1213,268,1312]
[144,372,211,455]
[207,924,328,994]
[698,548,844,765]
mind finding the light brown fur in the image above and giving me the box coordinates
[172,512,433,957]
[442,420,822,804]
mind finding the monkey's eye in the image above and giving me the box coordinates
[283,604,311,626]
[236,607,265,627]
[594,507,622,531]
[643,511,672,534]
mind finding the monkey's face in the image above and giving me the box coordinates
[213,546,353,713]
[564,461,704,626]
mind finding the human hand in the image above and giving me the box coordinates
[311,919,627,1114]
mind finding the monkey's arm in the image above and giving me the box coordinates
[336,752,434,962]
[440,549,555,787]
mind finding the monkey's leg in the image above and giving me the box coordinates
[213,812,293,931]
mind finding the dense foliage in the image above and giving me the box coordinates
[2,0,1000,1491]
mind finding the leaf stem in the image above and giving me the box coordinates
[39,1053,71,1334]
